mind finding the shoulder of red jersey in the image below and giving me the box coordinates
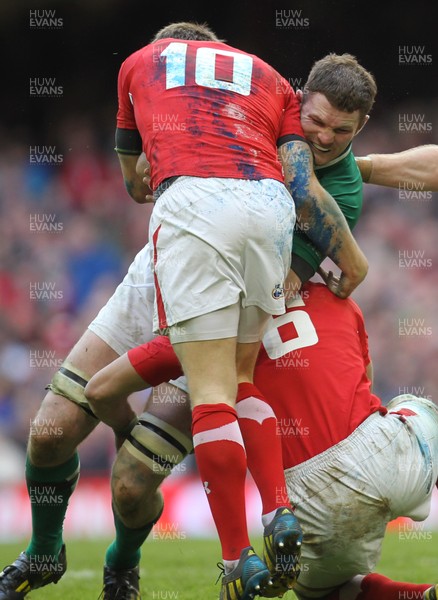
[119,46,146,71]
[301,281,363,315]
[301,282,368,354]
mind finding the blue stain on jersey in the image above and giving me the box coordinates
[237,162,258,179]
[416,435,434,493]
[219,128,236,138]
[187,125,203,137]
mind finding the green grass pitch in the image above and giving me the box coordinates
[0,532,436,599]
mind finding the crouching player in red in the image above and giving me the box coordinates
[86,281,438,600]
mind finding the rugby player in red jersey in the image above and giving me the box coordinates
[87,281,438,600]
[112,20,368,600]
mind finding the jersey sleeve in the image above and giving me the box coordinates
[116,56,138,131]
[316,149,363,231]
[127,336,183,387]
[277,77,305,142]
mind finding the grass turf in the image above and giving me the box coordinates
[0,532,436,599]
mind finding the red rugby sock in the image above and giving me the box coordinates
[236,382,290,516]
[325,573,432,599]
[192,403,250,561]
[358,574,431,599]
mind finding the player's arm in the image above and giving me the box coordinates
[118,152,153,203]
[115,127,153,203]
[356,144,438,191]
[85,353,143,439]
[279,139,368,298]
[85,337,183,432]
[115,56,153,203]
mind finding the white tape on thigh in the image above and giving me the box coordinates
[47,361,96,418]
[124,413,193,475]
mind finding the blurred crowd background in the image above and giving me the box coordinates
[0,0,437,478]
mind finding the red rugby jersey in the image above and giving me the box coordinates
[128,282,384,470]
[117,38,304,190]
[254,282,384,469]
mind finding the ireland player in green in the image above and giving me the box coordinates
[290,52,376,286]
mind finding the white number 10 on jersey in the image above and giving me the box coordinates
[161,42,253,96]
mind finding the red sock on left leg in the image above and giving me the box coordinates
[327,573,433,600]
[357,573,431,599]
[192,402,250,561]
[236,382,290,516]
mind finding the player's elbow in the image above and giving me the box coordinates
[353,258,369,285]
[346,249,369,285]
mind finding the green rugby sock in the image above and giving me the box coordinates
[105,504,163,570]
[25,452,80,559]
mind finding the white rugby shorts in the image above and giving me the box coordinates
[88,244,155,355]
[287,395,438,597]
[149,176,295,336]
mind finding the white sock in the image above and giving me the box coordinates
[339,575,365,599]
[262,508,278,528]
[223,559,239,575]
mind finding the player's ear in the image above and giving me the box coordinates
[355,114,370,136]
[296,89,303,104]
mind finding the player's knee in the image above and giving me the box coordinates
[124,413,193,476]
[112,472,153,516]
[111,451,160,516]
[28,423,69,466]
[28,386,97,467]
[83,373,110,406]
[47,361,98,419]
[112,414,193,517]
[112,475,140,514]
[114,479,163,528]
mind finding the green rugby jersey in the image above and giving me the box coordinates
[292,144,363,276]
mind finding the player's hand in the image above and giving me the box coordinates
[317,266,329,283]
[141,166,153,201]
[318,266,364,299]
[318,267,341,290]
[323,243,368,299]
[326,272,354,298]
[135,153,154,201]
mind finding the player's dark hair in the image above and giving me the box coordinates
[303,53,377,123]
[151,21,223,43]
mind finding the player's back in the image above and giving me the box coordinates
[255,282,383,468]
[117,38,302,188]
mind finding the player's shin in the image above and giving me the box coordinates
[25,452,80,560]
[192,403,250,563]
[236,382,290,517]
[236,383,302,595]
[105,414,192,571]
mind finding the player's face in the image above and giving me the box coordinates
[300,92,364,166]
